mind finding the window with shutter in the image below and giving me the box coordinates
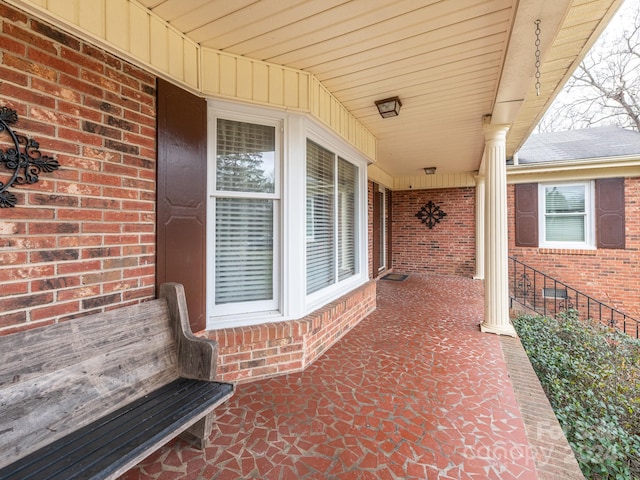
[538,181,595,249]
[515,179,626,251]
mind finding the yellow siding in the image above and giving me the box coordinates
[8,0,376,159]
[149,16,168,72]
[268,67,284,106]
[367,165,394,190]
[219,55,237,97]
[250,63,266,102]
[183,41,199,88]
[129,3,150,63]
[105,0,128,51]
[78,0,104,37]
[199,50,320,112]
[393,173,476,191]
[168,29,184,80]
[236,58,253,100]
[283,70,298,108]
[46,0,75,22]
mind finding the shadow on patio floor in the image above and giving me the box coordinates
[121,275,571,479]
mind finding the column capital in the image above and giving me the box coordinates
[482,121,510,141]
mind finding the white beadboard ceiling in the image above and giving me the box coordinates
[139,0,622,177]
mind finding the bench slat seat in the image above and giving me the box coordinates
[0,283,234,480]
[0,378,233,480]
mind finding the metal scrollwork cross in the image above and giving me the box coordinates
[0,106,59,207]
[415,200,447,229]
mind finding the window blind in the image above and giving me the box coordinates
[306,140,335,294]
[545,185,586,242]
[338,158,356,281]
[215,198,274,304]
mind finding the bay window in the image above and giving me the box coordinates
[207,101,367,328]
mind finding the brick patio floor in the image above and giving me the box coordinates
[120,275,576,479]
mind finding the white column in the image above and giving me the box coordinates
[473,173,485,280]
[481,120,516,336]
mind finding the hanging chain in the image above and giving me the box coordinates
[534,19,541,96]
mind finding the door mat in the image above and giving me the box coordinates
[381,273,408,282]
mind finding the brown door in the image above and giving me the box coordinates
[156,78,207,332]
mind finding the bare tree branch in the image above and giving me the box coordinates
[538,0,640,131]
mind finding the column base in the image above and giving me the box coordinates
[480,321,517,337]
[473,275,484,280]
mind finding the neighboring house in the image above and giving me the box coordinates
[508,127,640,318]
[0,0,624,382]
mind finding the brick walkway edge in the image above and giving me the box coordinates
[500,336,584,479]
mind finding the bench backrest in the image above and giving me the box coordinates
[0,298,180,468]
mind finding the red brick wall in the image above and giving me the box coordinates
[391,187,476,277]
[0,3,157,334]
[205,280,377,383]
[508,179,640,318]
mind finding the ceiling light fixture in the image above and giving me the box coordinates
[423,167,436,175]
[375,96,402,118]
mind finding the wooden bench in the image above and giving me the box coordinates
[0,283,234,480]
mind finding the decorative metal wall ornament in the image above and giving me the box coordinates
[415,200,447,229]
[0,106,59,207]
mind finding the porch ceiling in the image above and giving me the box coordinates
[138,0,621,177]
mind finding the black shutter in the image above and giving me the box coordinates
[514,183,538,247]
[596,177,625,249]
[156,78,208,332]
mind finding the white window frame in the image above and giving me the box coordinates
[538,181,595,249]
[304,125,368,312]
[207,104,283,323]
[205,100,369,329]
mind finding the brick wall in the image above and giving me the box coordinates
[508,179,640,319]
[205,280,377,383]
[0,3,157,334]
[391,187,476,277]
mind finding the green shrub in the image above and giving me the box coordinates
[513,310,640,479]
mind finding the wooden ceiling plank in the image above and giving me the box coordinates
[309,15,510,79]
[189,0,341,46]
[273,0,511,69]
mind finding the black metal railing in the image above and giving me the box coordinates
[509,256,640,339]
